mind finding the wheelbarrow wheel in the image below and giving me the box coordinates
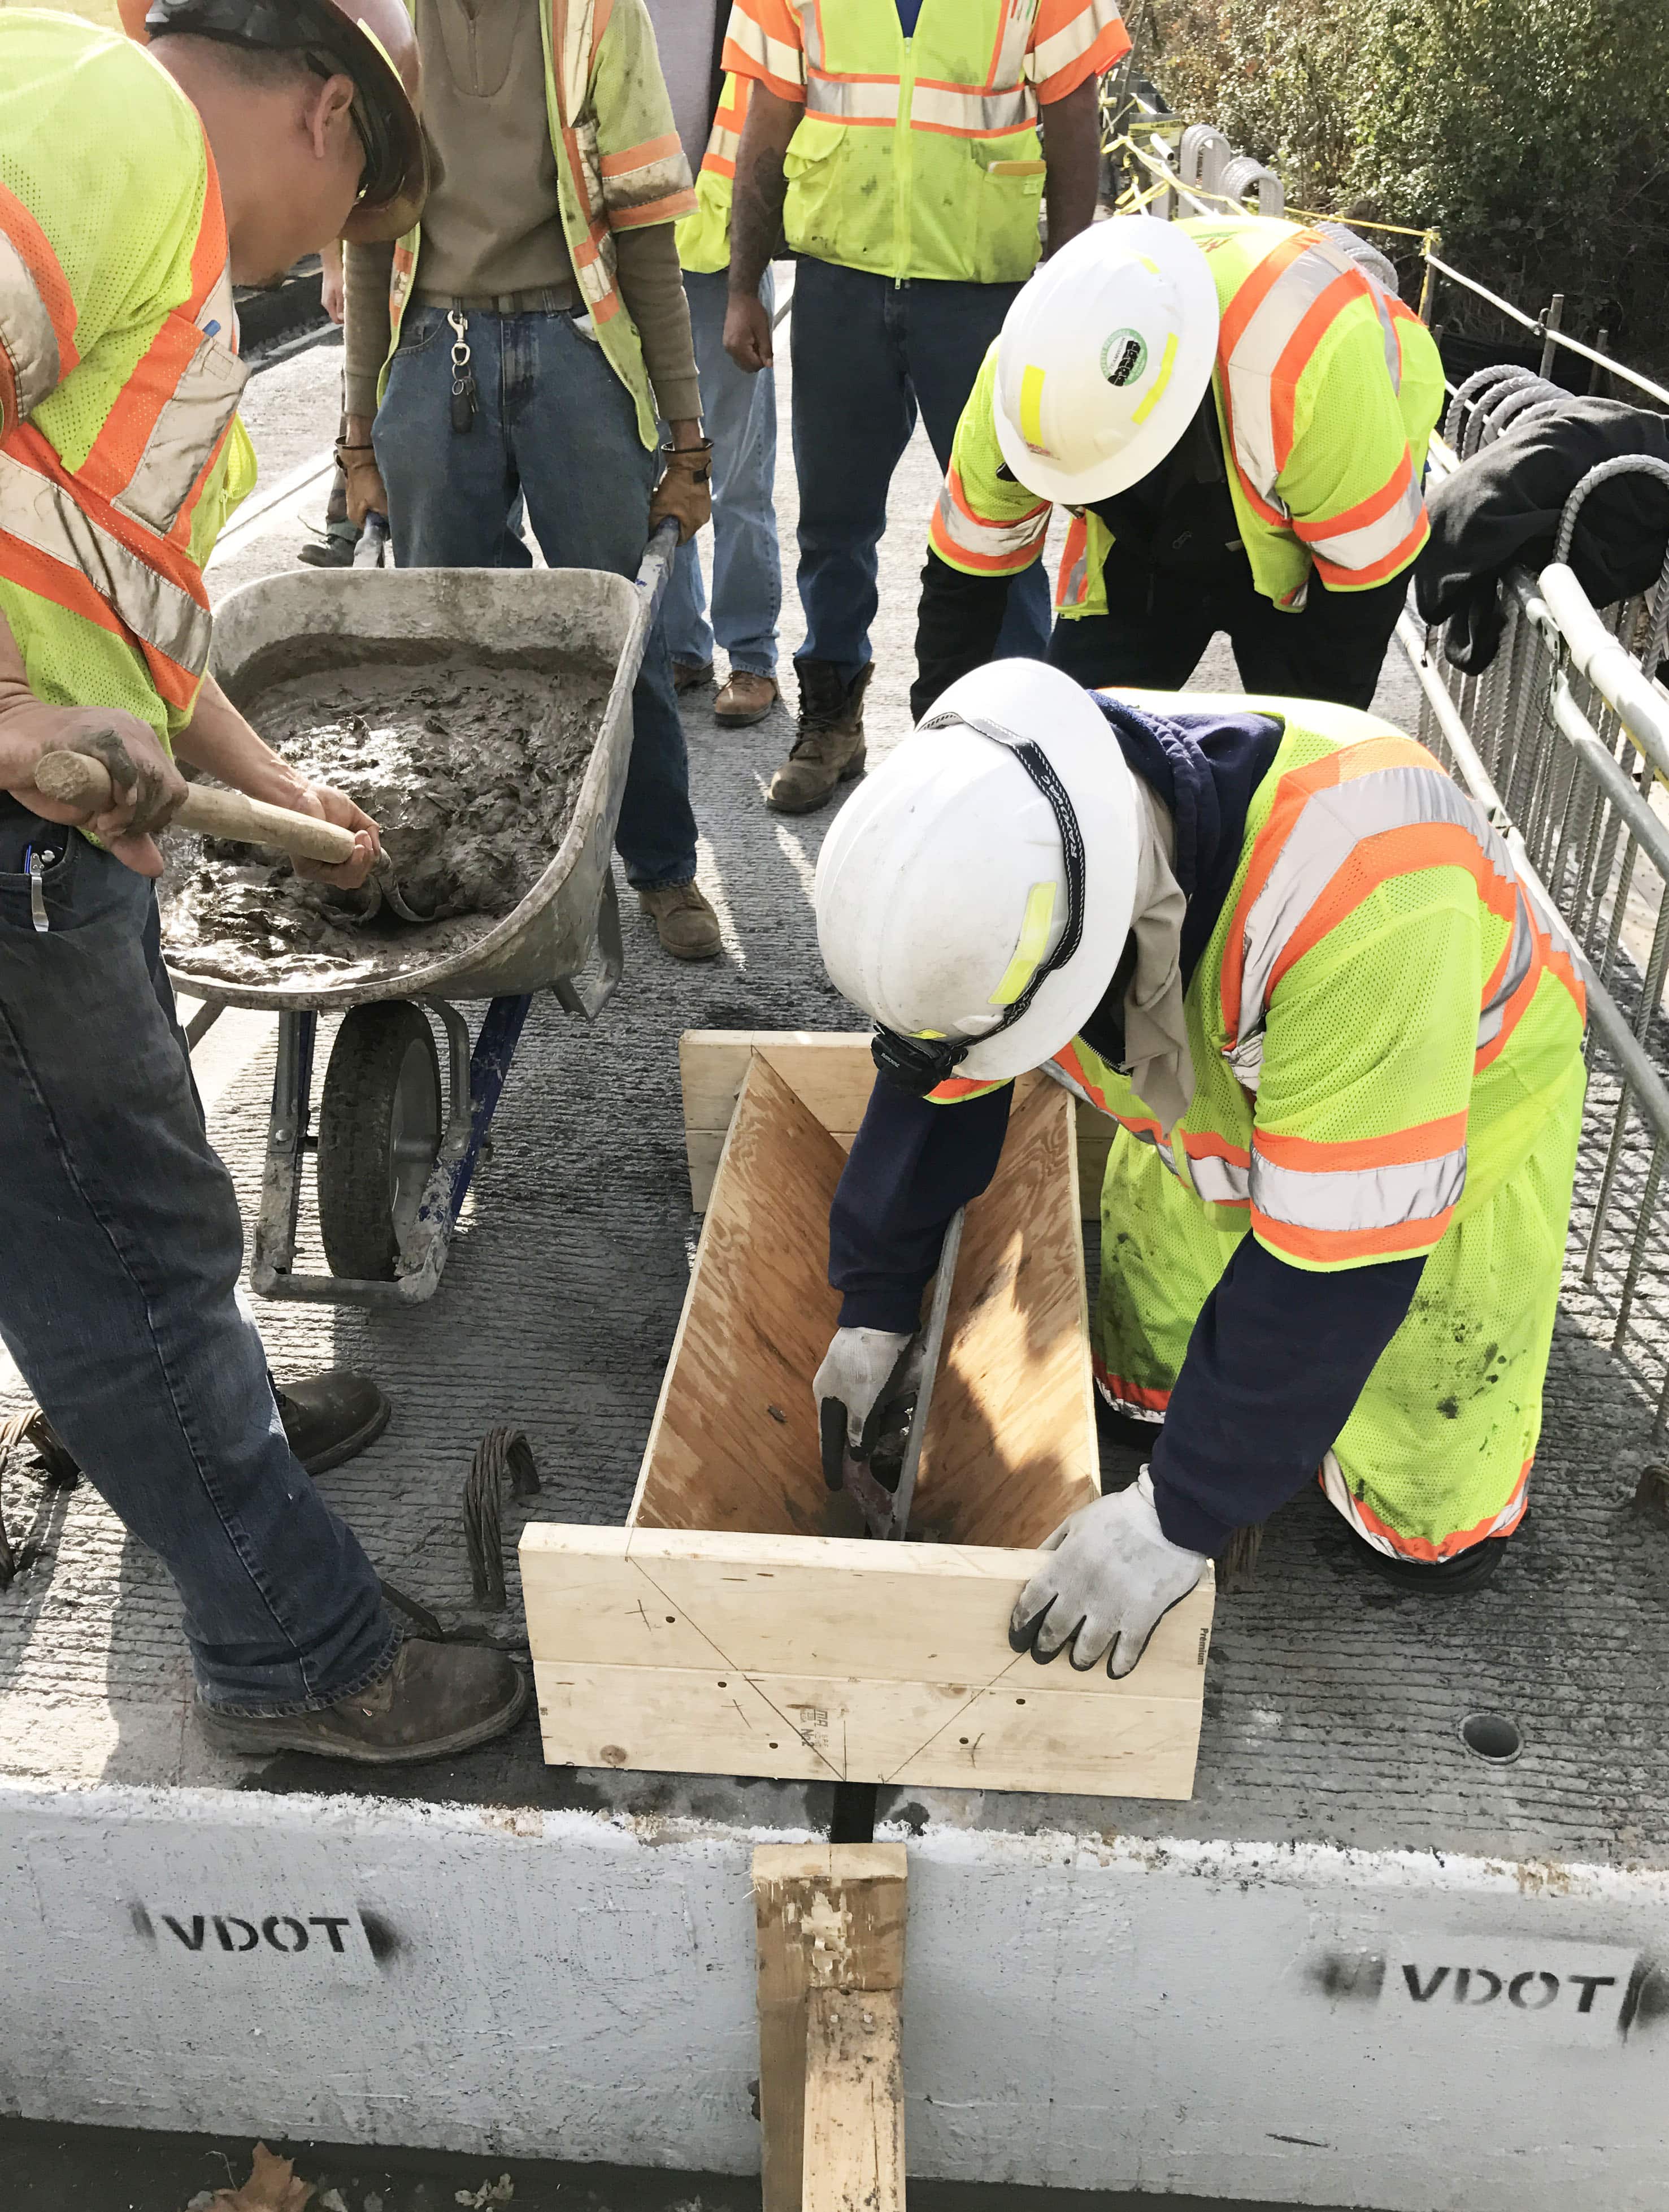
[316,1003,444,1280]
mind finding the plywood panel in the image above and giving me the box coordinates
[631,1055,851,1538]
[913,1079,1100,1550]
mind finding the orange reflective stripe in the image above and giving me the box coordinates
[1254,1206,1457,1264]
[1327,1460,1530,1562]
[1055,512,1091,605]
[1214,228,1309,522]
[1268,266,1357,474]
[1092,1354,1171,1416]
[600,131,682,176]
[1254,1112,1468,1176]
[7,418,210,621]
[610,190,696,228]
[0,176,79,375]
[1030,0,1131,102]
[1291,449,1415,548]
[0,502,202,712]
[1308,511,1429,592]
[927,1074,1007,1102]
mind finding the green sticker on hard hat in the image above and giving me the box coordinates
[1099,328,1149,389]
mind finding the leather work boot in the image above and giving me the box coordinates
[766,660,873,814]
[195,1638,530,1764]
[276,1371,392,1475]
[672,657,715,693]
[638,879,722,960]
[714,669,779,727]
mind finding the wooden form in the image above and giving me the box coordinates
[679,1029,1115,1218]
[520,1044,1212,1799]
[754,1844,907,2212]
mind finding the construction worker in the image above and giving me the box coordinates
[812,660,1588,1668]
[0,3,527,1759]
[338,0,724,963]
[915,214,1446,720]
[720,0,1128,814]
[648,1,783,728]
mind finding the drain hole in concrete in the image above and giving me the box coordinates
[1461,1711,1522,1763]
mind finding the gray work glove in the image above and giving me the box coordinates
[814,1326,921,1490]
[1009,1468,1207,1678]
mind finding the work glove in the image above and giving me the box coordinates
[1009,1469,1207,1679]
[649,439,714,544]
[337,441,390,530]
[813,1326,921,1489]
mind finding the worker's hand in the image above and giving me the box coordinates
[723,289,773,374]
[3,710,187,879]
[338,443,389,529]
[321,242,346,326]
[649,438,714,545]
[813,1327,921,1487]
[1009,1469,1206,1679]
[286,779,381,890]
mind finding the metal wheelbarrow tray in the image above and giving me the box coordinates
[169,544,671,1308]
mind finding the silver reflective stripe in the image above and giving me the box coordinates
[1028,0,1116,83]
[806,77,898,123]
[0,231,62,422]
[1224,1029,1265,1093]
[1251,1143,1467,1234]
[1368,281,1402,391]
[1478,891,1535,1042]
[1236,761,1514,1047]
[789,0,822,74]
[0,446,210,675]
[602,149,693,214]
[931,479,1048,565]
[1300,465,1423,576]
[1223,234,1354,506]
[116,331,247,536]
[911,83,1035,132]
[705,122,741,168]
[1043,1056,1096,1108]
[1188,1151,1250,1204]
[995,0,1037,85]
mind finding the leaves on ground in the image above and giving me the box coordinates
[454,2180,515,2207]
[190,2142,316,2211]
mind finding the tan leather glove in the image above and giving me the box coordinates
[649,439,714,545]
[337,441,390,529]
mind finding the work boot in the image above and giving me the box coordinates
[297,517,360,569]
[766,660,873,814]
[1342,1520,1515,1594]
[276,1370,392,1475]
[195,1638,530,1765]
[638,879,722,960]
[714,669,779,727]
[672,657,715,693]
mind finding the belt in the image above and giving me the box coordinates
[413,284,578,315]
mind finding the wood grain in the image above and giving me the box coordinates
[803,1990,905,2212]
[754,1845,906,2212]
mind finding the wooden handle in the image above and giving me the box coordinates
[34,751,358,865]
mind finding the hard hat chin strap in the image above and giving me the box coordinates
[871,712,1088,1096]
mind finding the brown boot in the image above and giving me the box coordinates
[714,669,779,727]
[766,660,873,814]
[195,1638,529,1766]
[638,879,722,960]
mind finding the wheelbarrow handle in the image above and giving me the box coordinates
[354,512,391,569]
[634,516,681,627]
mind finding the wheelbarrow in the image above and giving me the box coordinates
[164,521,679,1308]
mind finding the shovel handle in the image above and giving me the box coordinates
[33,751,358,865]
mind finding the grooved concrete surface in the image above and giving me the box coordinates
[3,326,1667,1871]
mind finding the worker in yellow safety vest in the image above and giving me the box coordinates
[811,658,1588,1663]
[718,0,1128,813]
[914,212,1446,721]
[0,2,527,1761]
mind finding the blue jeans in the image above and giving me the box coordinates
[0,806,395,1712]
[662,268,781,679]
[788,259,1051,684]
[376,305,699,889]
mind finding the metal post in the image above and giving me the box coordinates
[1589,328,1611,397]
[1416,234,1440,325]
[1538,293,1564,381]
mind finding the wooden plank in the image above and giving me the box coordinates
[630,1055,856,1538]
[754,1844,906,2212]
[914,1079,1100,1550]
[803,1990,905,2212]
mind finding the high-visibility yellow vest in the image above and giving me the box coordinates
[0,14,255,746]
[932,218,1446,617]
[933,693,1589,1556]
[724,0,1129,285]
[676,72,748,275]
[381,0,696,449]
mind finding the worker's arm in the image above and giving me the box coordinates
[1277,311,1430,596]
[830,1079,1014,1333]
[172,676,380,891]
[340,238,395,525]
[1038,76,1101,255]
[722,82,799,371]
[1150,861,1484,1553]
[914,345,1054,718]
[0,608,186,878]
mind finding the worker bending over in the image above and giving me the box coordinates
[813,662,1587,1670]
[0,3,524,1759]
[916,215,1445,721]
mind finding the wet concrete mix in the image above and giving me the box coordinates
[160,657,610,990]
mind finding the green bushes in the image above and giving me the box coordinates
[1140,0,1669,358]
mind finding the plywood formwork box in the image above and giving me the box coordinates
[520,1035,1212,1799]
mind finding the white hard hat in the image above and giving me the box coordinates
[814,661,1141,1090]
[993,215,1221,505]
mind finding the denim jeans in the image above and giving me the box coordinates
[662,268,781,679]
[376,305,699,889]
[0,805,395,1711]
[788,258,1052,686]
